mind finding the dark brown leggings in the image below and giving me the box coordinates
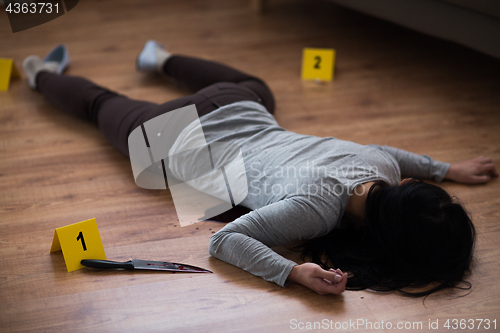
[36,55,275,156]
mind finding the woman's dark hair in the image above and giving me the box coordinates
[301,180,476,297]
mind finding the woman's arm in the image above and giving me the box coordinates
[209,194,346,294]
[370,145,498,184]
[369,145,450,182]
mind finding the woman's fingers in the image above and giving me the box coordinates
[323,268,343,279]
[471,175,491,183]
[291,264,348,295]
[473,157,498,175]
[447,156,498,184]
[321,268,346,284]
[320,273,347,294]
[328,268,343,274]
[476,163,498,181]
[473,156,492,163]
[483,163,499,177]
[479,163,495,174]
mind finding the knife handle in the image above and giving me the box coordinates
[81,259,134,270]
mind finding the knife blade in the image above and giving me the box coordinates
[81,259,212,273]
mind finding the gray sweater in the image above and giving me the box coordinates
[192,101,450,287]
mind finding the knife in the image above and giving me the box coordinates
[81,259,212,273]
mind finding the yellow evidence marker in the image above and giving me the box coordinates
[0,58,20,91]
[301,48,336,82]
[50,218,107,272]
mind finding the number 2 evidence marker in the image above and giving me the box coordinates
[301,48,335,82]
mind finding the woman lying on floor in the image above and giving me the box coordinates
[23,42,498,296]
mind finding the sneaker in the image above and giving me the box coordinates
[42,44,70,75]
[23,44,70,89]
[23,56,57,89]
[136,40,170,73]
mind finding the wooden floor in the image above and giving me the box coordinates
[1,0,500,332]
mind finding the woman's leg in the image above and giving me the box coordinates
[162,55,275,113]
[36,72,165,156]
[36,54,275,156]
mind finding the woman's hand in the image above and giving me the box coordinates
[287,263,348,295]
[445,156,498,184]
